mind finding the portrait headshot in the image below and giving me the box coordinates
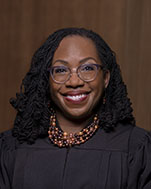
[0,1,151,189]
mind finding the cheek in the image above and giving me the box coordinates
[49,80,61,100]
[93,76,104,94]
[90,77,105,103]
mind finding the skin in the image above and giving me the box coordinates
[49,35,110,133]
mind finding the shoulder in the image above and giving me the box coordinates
[130,126,150,141]
[113,123,151,148]
[128,126,151,153]
[127,127,151,187]
[100,123,150,153]
[0,130,17,152]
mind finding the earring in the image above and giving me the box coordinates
[103,89,106,105]
[48,102,50,108]
[103,97,106,104]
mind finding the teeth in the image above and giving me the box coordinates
[66,94,86,101]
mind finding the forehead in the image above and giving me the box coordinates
[52,35,99,61]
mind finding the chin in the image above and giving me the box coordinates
[63,108,92,120]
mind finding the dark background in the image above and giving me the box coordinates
[0,0,151,132]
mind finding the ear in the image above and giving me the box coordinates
[104,70,110,88]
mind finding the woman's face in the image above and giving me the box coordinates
[49,35,110,119]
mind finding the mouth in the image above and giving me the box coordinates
[62,91,90,103]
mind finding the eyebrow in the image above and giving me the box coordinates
[53,57,98,65]
[80,57,97,63]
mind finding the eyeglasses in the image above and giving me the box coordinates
[49,63,103,84]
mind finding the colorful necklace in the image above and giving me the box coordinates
[48,113,99,148]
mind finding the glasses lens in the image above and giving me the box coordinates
[79,64,97,81]
[51,66,70,83]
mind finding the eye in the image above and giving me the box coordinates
[81,64,95,72]
[53,66,68,74]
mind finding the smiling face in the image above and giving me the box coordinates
[49,35,110,120]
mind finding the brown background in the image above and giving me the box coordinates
[0,0,151,132]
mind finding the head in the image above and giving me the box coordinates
[10,28,135,143]
[49,35,110,120]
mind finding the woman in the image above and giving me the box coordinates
[0,28,151,188]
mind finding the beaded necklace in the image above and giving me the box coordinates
[48,113,99,148]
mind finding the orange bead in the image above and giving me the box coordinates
[63,132,68,136]
[94,116,97,121]
[69,140,72,144]
[49,135,52,138]
[52,122,56,126]
[59,143,63,147]
[79,131,83,135]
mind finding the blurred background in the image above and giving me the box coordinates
[0,0,151,132]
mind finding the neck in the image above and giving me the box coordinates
[56,111,94,134]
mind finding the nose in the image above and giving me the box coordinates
[65,72,84,88]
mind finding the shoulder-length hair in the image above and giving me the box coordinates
[10,28,135,143]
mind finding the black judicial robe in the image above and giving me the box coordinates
[0,123,151,189]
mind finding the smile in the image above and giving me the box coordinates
[66,94,87,101]
[63,92,89,103]
[61,90,90,104]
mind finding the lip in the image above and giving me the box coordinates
[61,90,90,104]
[61,90,90,96]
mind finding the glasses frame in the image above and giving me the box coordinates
[48,63,104,84]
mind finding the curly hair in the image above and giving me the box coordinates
[10,28,135,144]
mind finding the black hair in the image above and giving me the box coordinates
[10,28,135,143]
